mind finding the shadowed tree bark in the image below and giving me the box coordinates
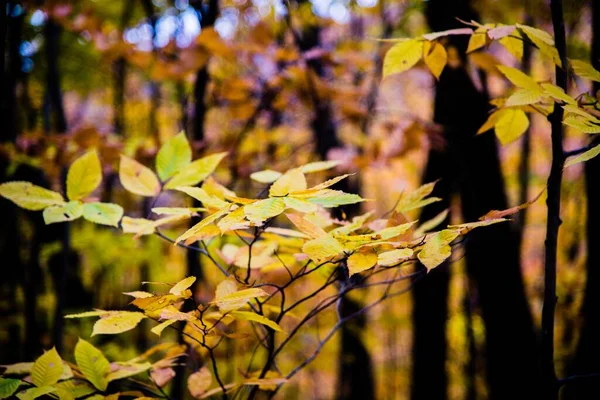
[564,1,600,397]
[412,1,539,399]
[289,1,375,397]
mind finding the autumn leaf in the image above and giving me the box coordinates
[570,59,600,82]
[188,367,212,398]
[213,288,269,311]
[565,144,600,168]
[0,181,64,211]
[43,201,83,224]
[383,39,423,78]
[156,132,192,181]
[31,348,63,387]
[91,312,146,336]
[423,41,447,80]
[164,152,227,189]
[347,251,378,276]
[67,150,102,201]
[74,339,110,391]
[82,202,124,227]
[230,311,284,332]
[119,155,161,197]
[377,249,414,267]
[495,109,530,145]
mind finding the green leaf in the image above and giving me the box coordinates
[164,152,227,189]
[0,182,64,210]
[0,378,21,399]
[43,201,83,224]
[156,132,192,181]
[67,150,102,201]
[74,338,110,391]
[31,347,63,387]
[565,144,600,168]
[230,311,284,332]
[82,202,123,227]
[383,39,423,78]
[91,312,146,336]
[119,155,161,197]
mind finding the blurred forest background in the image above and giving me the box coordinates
[0,0,598,398]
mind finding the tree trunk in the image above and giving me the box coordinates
[412,1,540,398]
[564,0,600,397]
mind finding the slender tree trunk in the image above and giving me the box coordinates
[565,1,600,397]
[541,1,567,398]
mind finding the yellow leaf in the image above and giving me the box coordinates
[0,181,64,210]
[299,160,341,173]
[152,207,206,216]
[151,320,177,337]
[498,30,523,60]
[31,348,63,387]
[291,174,352,196]
[383,39,424,78]
[417,230,459,270]
[74,339,110,391]
[170,276,196,295]
[175,186,229,210]
[156,132,192,181]
[396,181,438,213]
[43,201,83,224]
[123,291,154,299]
[217,207,250,233]
[477,110,503,134]
[106,361,152,382]
[188,367,212,398]
[495,109,530,145]
[305,190,364,208]
[164,152,227,189]
[517,24,561,66]
[496,65,542,92]
[302,235,344,263]
[285,213,327,239]
[131,291,192,316]
[215,279,238,301]
[250,170,282,183]
[269,168,306,197]
[347,251,378,276]
[570,59,600,82]
[423,41,447,80]
[243,197,286,224]
[562,116,600,133]
[213,288,269,311]
[91,312,146,336]
[176,208,230,244]
[230,311,284,332]
[504,89,547,107]
[466,27,487,53]
[377,249,414,267]
[121,217,155,235]
[541,83,577,105]
[82,202,123,227]
[565,144,600,168]
[67,150,102,201]
[421,28,473,41]
[119,155,161,197]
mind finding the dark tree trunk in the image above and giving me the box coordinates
[412,1,540,399]
[411,151,452,400]
[44,19,67,133]
[564,1,600,397]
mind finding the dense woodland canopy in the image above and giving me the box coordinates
[1,0,600,399]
